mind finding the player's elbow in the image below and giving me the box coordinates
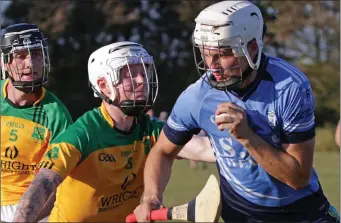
[202,149,216,162]
[288,180,309,190]
[287,173,311,190]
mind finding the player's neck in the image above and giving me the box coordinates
[104,102,135,132]
[6,80,41,106]
[239,69,258,89]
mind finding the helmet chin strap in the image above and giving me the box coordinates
[119,100,151,117]
[239,62,255,85]
[8,76,43,93]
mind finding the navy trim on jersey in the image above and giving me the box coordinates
[281,127,315,144]
[163,123,201,146]
[233,54,270,102]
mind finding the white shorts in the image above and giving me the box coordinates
[0,204,49,222]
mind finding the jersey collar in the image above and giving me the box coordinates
[100,102,115,128]
[2,78,47,107]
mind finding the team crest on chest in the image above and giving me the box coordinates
[267,110,277,128]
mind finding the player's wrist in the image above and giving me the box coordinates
[239,130,260,150]
[141,194,163,205]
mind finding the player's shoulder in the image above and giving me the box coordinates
[52,107,102,147]
[265,55,311,91]
[71,107,103,131]
[42,89,71,116]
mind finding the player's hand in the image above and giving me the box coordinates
[215,102,252,140]
[133,195,163,222]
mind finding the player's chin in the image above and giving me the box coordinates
[131,93,147,100]
[215,76,237,83]
[213,72,239,82]
[19,76,36,81]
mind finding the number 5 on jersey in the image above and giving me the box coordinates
[9,129,18,141]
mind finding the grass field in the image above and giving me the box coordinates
[163,151,340,214]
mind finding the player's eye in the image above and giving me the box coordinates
[13,53,26,60]
[218,48,234,57]
[31,51,42,58]
[124,72,131,78]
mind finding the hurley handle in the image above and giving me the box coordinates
[125,208,169,223]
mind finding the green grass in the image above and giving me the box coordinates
[313,152,340,210]
[163,151,340,213]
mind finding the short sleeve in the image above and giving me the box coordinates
[164,85,201,145]
[37,142,81,179]
[37,122,87,178]
[280,83,315,143]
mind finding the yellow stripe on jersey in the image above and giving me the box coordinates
[100,101,114,128]
[2,78,7,98]
[2,79,47,105]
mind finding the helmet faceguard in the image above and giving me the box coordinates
[0,23,50,93]
[88,42,158,117]
[192,1,263,91]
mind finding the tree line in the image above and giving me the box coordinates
[3,0,339,126]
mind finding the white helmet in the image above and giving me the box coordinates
[192,1,264,90]
[88,41,158,116]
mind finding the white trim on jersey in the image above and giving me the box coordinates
[274,76,293,90]
[167,117,188,131]
[283,118,315,132]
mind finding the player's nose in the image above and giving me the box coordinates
[135,73,145,85]
[210,62,220,69]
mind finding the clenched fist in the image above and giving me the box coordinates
[215,102,252,140]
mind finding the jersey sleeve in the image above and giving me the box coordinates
[279,83,315,144]
[37,124,86,179]
[37,142,81,179]
[164,85,201,145]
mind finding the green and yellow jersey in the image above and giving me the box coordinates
[38,103,164,222]
[1,79,73,206]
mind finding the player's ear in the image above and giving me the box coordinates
[97,77,111,98]
[247,39,259,57]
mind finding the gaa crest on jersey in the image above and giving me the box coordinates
[267,110,277,128]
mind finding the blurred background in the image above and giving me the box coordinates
[1,0,339,211]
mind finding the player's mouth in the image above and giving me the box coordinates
[20,73,38,81]
[212,72,235,82]
[132,91,146,99]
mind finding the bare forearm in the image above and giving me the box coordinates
[177,136,216,162]
[240,133,308,189]
[35,190,56,221]
[143,148,174,202]
[13,170,62,222]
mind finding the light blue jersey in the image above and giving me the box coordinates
[164,54,321,209]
